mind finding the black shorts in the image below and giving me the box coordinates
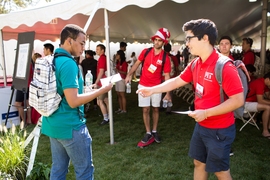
[15,89,29,102]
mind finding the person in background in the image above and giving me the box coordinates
[120,41,127,52]
[137,19,244,180]
[245,64,257,82]
[15,53,41,126]
[218,35,234,60]
[81,50,98,111]
[245,72,270,139]
[163,43,179,114]
[30,52,42,124]
[94,44,110,125]
[43,43,54,56]
[115,50,128,114]
[242,37,255,65]
[128,52,138,82]
[41,24,112,179]
[125,28,171,144]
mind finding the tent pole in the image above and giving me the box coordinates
[104,8,114,145]
[260,0,267,76]
[0,29,7,87]
[83,0,100,33]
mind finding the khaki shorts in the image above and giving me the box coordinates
[138,84,162,107]
[244,102,258,112]
[96,86,108,100]
[115,79,125,92]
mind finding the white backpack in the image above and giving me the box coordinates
[29,54,66,117]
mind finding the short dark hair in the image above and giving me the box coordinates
[245,64,256,73]
[43,43,54,53]
[219,36,232,45]
[120,42,127,48]
[97,44,106,52]
[264,72,270,79]
[60,24,86,45]
[85,50,96,57]
[243,37,253,47]
[182,19,218,46]
[163,43,171,53]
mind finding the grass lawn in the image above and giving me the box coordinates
[29,81,270,180]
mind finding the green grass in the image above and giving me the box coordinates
[28,81,270,180]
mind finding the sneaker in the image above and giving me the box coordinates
[118,110,127,114]
[230,149,234,156]
[100,120,109,125]
[115,109,122,113]
[141,133,153,143]
[152,132,161,143]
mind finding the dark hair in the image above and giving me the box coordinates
[263,72,270,79]
[85,50,96,57]
[43,43,54,53]
[97,44,106,52]
[120,42,127,48]
[245,64,256,73]
[243,37,253,47]
[219,36,233,45]
[117,50,126,65]
[182,19,218,46]
[60,24,86,45]
[163,43,172,53]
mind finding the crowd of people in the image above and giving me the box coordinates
[19,17,270,179]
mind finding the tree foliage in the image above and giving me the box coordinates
[0,0,51,14]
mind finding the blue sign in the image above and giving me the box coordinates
[2,111,19,120]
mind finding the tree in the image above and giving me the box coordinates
[0,0,51,14]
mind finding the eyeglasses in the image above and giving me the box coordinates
[185,35,198,43]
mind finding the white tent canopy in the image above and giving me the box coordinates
[0,0,267,46]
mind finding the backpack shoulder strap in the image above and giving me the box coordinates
[140,47,153,75]
[52,53,80,77]
[214,55,232,102]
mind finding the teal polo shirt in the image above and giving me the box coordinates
[41,48,86,139]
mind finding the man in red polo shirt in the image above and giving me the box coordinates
[125,28,171,144]
[242,37,255,65]
[245,72,270,138]
[137,19,244,180]
[94,44,109,125]
[218,36,234,60]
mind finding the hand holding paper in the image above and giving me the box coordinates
[100,73,122,86]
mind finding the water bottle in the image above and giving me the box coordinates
[85,70,93,88]
[162,100,168,108]
[167,101,173,107]
[126,82,131,93]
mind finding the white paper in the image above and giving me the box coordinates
[171,111,192,114]
[16,43,30,79]
[100,73,122,86]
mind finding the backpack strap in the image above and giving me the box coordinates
[214,56,233,102]
[140,47,167,83]
[140,47,152,75]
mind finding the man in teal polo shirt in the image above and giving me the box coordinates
[42,24,112,180]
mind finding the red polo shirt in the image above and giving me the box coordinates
[116,61,128,79]
[242,50,255,65]
[246,78,269,102]
[138,48,171,87]
[180,50,243,128]
[97,54,107,86]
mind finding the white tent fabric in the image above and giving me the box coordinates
[0,0,266,45]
